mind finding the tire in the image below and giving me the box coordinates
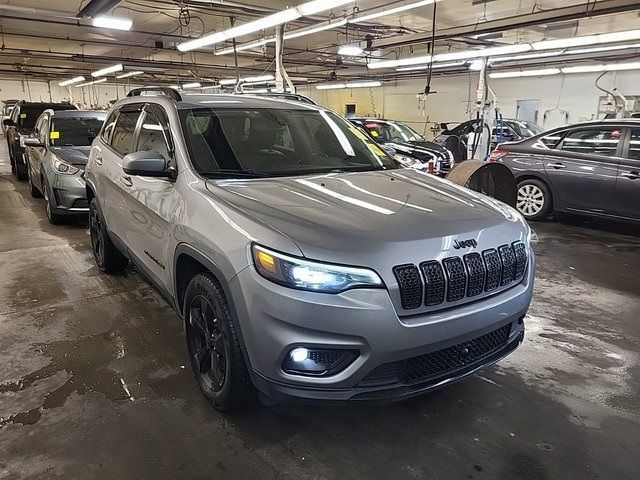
[27,163,42,198]
[517,179,552,221]
[89,197,128,273]
[42,176,65,224]
[184,273,255,411]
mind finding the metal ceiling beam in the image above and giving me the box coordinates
[78,0,124,18]
[373,0,640,49]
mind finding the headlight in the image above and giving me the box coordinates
[393,153,423,169]
[252,244,383,293]
[52,156,80,175]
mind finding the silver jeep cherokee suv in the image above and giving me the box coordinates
[85,88,534,410]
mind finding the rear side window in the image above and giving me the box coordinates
[111,109,142,156]
[560,128,621,157]
[539,131,566,149]
[628,129,640,160]
[101,109,119,144]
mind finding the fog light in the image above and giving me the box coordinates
[282,347,358,376]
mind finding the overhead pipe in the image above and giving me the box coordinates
[78,0,124,18]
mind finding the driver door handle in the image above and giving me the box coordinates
[621,171,640,180]
[547,162,566,169]
[94,155,103,166]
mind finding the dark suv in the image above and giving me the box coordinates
[3,101,77,180]
[491,119,640,222]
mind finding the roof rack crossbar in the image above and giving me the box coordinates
[127,87,182,101]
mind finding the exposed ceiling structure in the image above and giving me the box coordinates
[0,0,639,90]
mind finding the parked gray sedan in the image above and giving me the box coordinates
[24,109,106,224]
[491,119,640,222]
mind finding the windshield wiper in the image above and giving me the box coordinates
[199,169,271,179]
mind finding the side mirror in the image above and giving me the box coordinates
[382,145,397,157]
[440,122,449,131]
[3,118,15,127]
[122,151,170,177]
[24,137,44,147]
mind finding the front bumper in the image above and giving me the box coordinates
[229,257,534,404]
[47,171,88,215]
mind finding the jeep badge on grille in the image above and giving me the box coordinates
[453,239,478,249]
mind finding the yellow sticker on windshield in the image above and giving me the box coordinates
[50,131,60,139]
[370,130,379,137]
[349,127,368,141]
[368,144,386,157]
[20,113,27,119]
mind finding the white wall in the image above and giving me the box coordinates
[0,79,141,110]
[301,70,640,139]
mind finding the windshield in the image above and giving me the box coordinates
[362,121,424,143]
[507,120,543,138]
[179,107,398,177]
[50,117,105,146]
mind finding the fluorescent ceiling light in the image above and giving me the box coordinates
[338,43,363,56]
[219,79,237,85]
[58,76,85,86]
[568,43,640,55]
[76,78,107,87]
[396,61,466,72]
[315,83,346,90]
[532,29,640,50]
[561,61,640,74]
[489,68,560,78]
[169,85,181,89]
[368,54,432,70]
[297,0,352,16]
[349,0,438,24]
[202,85,220,89]
[434,44,532,62]
[182,82,202,88]
[284,19,347,40]
[243,74,274,83]
[177,0,352,51]
[346,80,382,88]
[215,38,273,56]
[92,16,132,31]
[491,50,565,63]
[243,88,269,93]
[91,64,123,77]
[116,70,144,79]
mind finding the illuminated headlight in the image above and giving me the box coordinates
[52,156,80,175]
[252,244,383,293]
[393,153,423,169]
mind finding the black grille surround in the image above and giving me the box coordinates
[394,241,528,312]
[359,323,514,388]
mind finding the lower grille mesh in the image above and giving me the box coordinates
[359,323,513,387]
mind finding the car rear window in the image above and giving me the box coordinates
[50,117,105,147]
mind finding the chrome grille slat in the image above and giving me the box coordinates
[394,242,528,311]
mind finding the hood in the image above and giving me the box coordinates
[385,140,449,161]
[50,146,91,166]
[206,169,528,268]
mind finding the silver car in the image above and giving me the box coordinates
[25,109,106,224]
[85,88,534,410]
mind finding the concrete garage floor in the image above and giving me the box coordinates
[0,144,638,480]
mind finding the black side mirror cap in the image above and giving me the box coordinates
[122,151,170,177]
[3,118,15,126]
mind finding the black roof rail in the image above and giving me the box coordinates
[127,87,182,101]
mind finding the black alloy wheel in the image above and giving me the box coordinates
[187,294,229,393]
